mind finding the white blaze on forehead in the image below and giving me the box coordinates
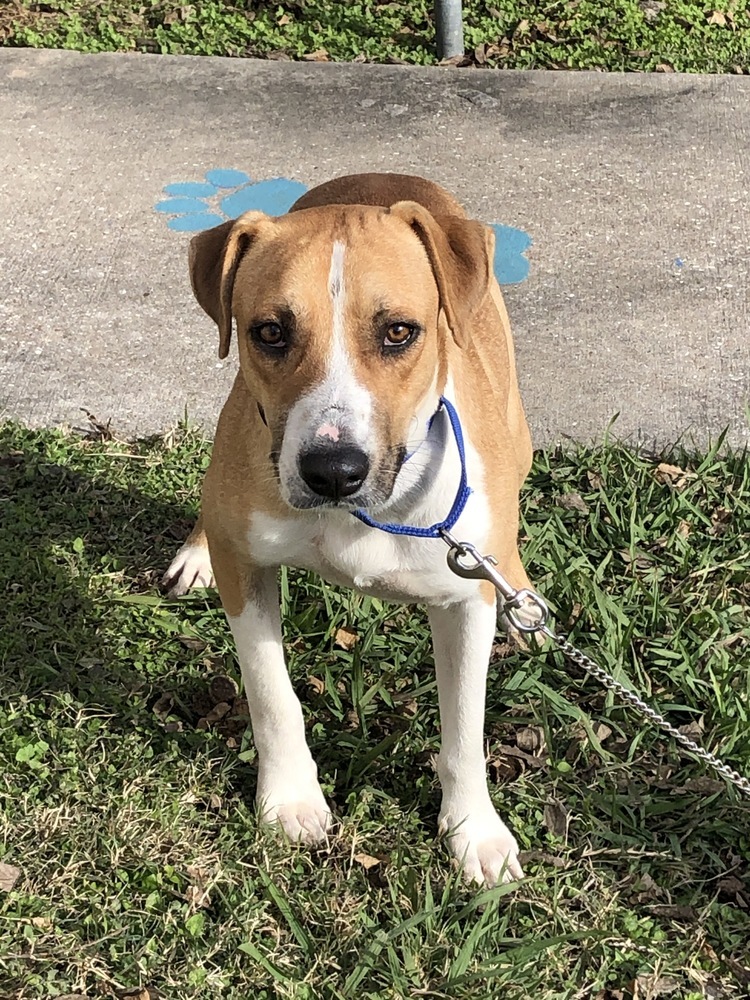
[276,235,375,504]
[327,239,348,395]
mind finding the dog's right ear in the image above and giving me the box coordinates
[188,212,270,360]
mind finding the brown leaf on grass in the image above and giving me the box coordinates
[676,519,691,538]
[656,63,675,72]
[636,974,681,998]
[710,506,732,536]
[708,10,727,25]
[0,862,22,891]
[306,675,325,696]
[353,853,382,870]
[489,755,519,783]
[301,48,330,61]
[647,902,696,920]
[208,674,238,704]
[587,469,604,489]
[555,492,590,513]
[196,701,231,730]
[516,726,546,755]
[474,42,489,64]
[438,53,472,66]
[673,777,724,795]
[543,798,570,839]
[718,874,747,905]
[152,692,174,719]
[654,462,693,487]
[334,626,358,650]
[677,717,704,739]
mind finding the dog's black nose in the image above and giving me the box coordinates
[298,446,370,500]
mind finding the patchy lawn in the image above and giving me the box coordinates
[1,420,749,998]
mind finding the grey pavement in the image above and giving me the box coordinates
[1,48,749,448]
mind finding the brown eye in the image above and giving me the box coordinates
[252,322,286,350]
[384,323,419,350]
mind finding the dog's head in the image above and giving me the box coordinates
[189,202,492,510]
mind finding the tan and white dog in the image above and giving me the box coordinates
[164,173,534,886]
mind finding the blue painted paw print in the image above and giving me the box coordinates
[155,170,531,284]
[490,223,532,285]
[155,169,307,233]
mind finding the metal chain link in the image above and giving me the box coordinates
[440,530,750,799]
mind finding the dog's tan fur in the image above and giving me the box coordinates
[165,173,534,884]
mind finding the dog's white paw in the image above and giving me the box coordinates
[162,542,215,597]
[440,804,524,886]
[259,780,333,845]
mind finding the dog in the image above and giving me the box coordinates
[164,173,534,886]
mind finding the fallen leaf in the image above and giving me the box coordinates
[178,635,207,651]
[335,626,358,651]
[594,722,612,742]
[636,973,681,997]
[208,793,222,810]
[655,63,675,72]
[197,701,231,729]
[489,756,519,783]
[648,903,696,921]
[516,726,547,755]
[306,675,325,696]
[0,862,21,891]
[676,519,691,538]
[497,744,547,768]
[277,13,291,24]
[301,48,330,61]
[710,506,732,536]
[543,798,570,839]
[673,776,725,796]
[152,692,174,719]
[438,54,472,66]
[556,492,590,513]
[208,674,238,704]
[353,853,382,870]
[708,10,726,25]
[587,469,604,489]
[30,916,53,929]
[474,42,488,64]
[677,718,704,739]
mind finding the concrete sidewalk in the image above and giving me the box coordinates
[1,49,748,447]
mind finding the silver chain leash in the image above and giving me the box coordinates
[440,530,750,799]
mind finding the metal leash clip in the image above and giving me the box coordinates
[439,529,750,799]
[441,531,550,635]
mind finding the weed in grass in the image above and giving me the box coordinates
[0,421,749,998]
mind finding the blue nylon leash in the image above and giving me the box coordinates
[351,396,472,538]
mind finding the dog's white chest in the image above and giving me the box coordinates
[248,412,493,605]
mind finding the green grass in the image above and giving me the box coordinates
[1,419,749,999]
[2,0,749,73]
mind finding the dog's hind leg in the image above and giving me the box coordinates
[162,515,215,597]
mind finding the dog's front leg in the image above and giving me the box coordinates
[429,594,524,886]
[214,547,332,843]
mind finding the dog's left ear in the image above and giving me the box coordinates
[389,201,493,348]
[188,211,271,359]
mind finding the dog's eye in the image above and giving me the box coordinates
[383,323,419,350]
[252,322,287,350]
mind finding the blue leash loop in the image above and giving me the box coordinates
[351,396,471,538]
